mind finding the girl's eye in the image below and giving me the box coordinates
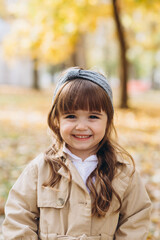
[65,114,76,119]
[89,115,99,119]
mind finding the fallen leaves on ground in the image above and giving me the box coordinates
[0,86,160,239]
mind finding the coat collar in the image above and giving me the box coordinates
[53,142,129,165]
[52,143,89,194]
[52,142,131,194]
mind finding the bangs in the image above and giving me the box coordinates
[55,79,113,115]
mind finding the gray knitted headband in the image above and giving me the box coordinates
[53,67,113,111]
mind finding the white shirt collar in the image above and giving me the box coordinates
[63,144,98,162]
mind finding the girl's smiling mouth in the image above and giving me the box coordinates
[72,135,92,139]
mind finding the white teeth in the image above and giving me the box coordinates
[75,135,90,138]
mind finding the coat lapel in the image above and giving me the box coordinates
[58,158,89,194]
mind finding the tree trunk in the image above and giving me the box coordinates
[32,58,39,89]
[71,34,87,68]
[112,0,128,108]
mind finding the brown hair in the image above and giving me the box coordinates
[45,78,134,217]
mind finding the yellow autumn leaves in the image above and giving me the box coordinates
[2,0,160,65]
[3,0,112,64]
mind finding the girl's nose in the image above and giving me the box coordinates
[75,121,88,130]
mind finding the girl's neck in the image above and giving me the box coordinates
[65,144,97,161]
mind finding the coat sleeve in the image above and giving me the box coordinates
[2,161,39,240]
[115,169,152,240]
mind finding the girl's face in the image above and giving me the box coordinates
[59,109,107,160]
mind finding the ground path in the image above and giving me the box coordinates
[0,87,160,239]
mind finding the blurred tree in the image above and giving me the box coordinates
[124,2,160,89]
[71,34,86,68]
[112,0,128,108]
[32,58,39,89]
[111,0,160,106]
[3,0,160,103]
[3,0,112,89]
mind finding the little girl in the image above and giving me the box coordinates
[3,67,151,240]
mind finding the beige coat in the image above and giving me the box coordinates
[2,149,151,240]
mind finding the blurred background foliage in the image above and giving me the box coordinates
[1,0,160,105]
[0,0,160,239]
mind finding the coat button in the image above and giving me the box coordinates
[57,198,64,206]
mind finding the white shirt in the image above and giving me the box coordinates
[63,145,98,190]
